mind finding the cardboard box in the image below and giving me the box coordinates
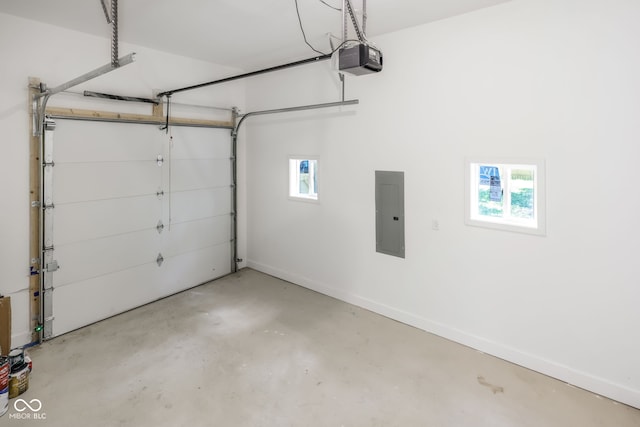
[0,296,10,356]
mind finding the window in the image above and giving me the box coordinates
[289,157,318,201]
[465,158,545,235]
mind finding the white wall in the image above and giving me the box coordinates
[244,0,640,408]
[0,13,247,348]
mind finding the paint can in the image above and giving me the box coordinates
[8,348,24,371]
[0,357,8,417]
[8,364,29,399]
[24,353,32,372]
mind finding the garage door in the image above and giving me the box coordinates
[42,119,232,338]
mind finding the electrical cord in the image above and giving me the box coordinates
[295,0,369,57]
[330,38,362,55]
[319,0,341,11]
[294,0,328,55]
[344,0,365,42]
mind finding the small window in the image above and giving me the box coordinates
[465,158,545,235]
[289,157,318,201]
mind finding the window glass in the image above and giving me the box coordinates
[478,165,503,218]
[466,159,545,235]
[510,169,534,219]
[289,158,318,201]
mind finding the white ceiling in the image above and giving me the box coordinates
[0,0,510,70]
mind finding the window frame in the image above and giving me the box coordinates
[465,157,546,236]
[288,156,319,202]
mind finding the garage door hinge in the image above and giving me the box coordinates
[156,220,164,234]
[43,161,55,167]
[43,203,55,210]
[45,260,60,273]
[44,118,56,131]
[156,253,164,267]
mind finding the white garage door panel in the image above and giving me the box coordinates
[52,243,230,336]
[53,262,167,336]
[54,195,160,245]
[53,229,161,287]
[169,127,230,159]
[54,121,161,162]
[170,159,230,192]
[55,162,161,204]
[160,243,231,293]
[46,119,232,338]
[161,216,230,258]
[170,188,231,223]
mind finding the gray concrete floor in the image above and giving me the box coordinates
[5,268,640,426]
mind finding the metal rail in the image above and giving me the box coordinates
[230,108,239,273]
[33,53,136,136]
[235,99,359,131]
[35,53,136,99]
[158,54,331,98]
[46,114,234,129]
[229,98,359,272]
[83,90,159,105]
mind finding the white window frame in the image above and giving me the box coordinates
[288,156,319,202]
[465,157,546,236]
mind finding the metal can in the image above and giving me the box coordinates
[8,348,24,372]
[0,357,8,417]
[8,364,29,399]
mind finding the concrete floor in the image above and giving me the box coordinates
[5,268,640,426]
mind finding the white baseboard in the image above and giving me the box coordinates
[11,330,34,349]
[247,260,640,409]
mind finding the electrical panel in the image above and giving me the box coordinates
[375,171,405,258]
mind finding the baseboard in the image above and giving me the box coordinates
[247,260,640,409]
[11,330,33,349]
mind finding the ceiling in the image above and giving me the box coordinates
[0,0,510,70]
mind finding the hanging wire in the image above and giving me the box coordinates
[100,0,112,23]
[319,0,341,11]
[294,0,328,55]
[344,0,366,42]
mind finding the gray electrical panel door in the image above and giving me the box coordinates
[375,171,405,258]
